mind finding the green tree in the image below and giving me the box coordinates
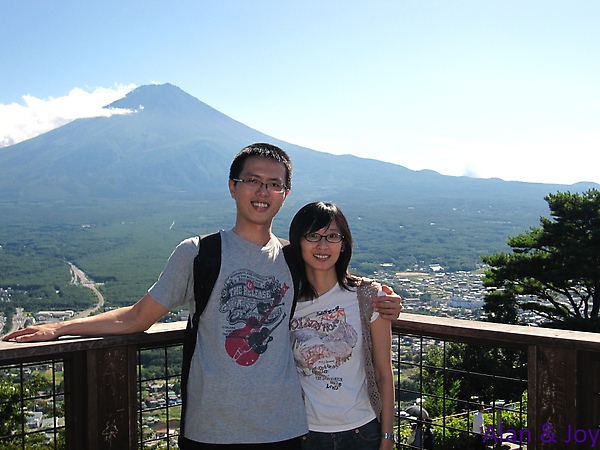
[482,189,600,331]
[0,373,61,449]
[422,342,526,410]
[0,379,20,438]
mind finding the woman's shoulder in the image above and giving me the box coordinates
[356,276,374,284]
[355,276,382,290]
[355,277,381,302]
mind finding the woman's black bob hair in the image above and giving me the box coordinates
[288,201,358,300]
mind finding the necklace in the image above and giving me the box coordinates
[315,283,337,298]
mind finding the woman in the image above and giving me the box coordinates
[289,202,396,450]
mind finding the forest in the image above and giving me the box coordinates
[0,191,531,331]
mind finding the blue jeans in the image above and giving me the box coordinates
[178,436,302,449]
[301,419,381,450]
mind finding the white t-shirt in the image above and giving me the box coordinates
[290,284,379,432]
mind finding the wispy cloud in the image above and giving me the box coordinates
[419,133,600,185]
[0,84,137,147]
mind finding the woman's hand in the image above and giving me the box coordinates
[373,285,403,320]
[380,435,396,450]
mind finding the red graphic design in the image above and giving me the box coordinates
[225,283,289,366]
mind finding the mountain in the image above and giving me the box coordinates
[0,82,593,199]
[0,83,598,274]
[1,83,594,203]
[0,84,279,199]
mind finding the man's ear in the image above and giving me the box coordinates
[228,179,237,199]
[281,189,290,205]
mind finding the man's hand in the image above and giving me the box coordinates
[3,323,62,343]
[373,285,403,320]
[3,294,169,343]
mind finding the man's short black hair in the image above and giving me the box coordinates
[229,143,292,189]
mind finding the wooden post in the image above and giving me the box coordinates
[528,344,578,450]
[84,345,138,449]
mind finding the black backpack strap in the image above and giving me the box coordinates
[281,241,300,322]
[179,232,221,438]
[192,233,222,318]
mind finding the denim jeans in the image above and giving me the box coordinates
[301,419,381,450]
[178,436,303,450]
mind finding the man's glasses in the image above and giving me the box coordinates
[232,178,287,193]
[303,232,344,243]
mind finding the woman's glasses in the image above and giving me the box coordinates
[303,232,344,243]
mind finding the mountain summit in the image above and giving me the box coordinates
[105,83,265,142]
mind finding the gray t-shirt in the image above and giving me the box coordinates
[149,229,308,444]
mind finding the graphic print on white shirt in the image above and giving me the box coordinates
[291,305,358,389]
[221,269,289,367]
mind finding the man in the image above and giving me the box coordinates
[4,143,402,449]
[472,404,486,449]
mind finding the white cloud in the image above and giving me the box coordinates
[410,132,600,185]
[0,83,137,147]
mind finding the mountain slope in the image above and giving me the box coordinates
[0,84,278,199]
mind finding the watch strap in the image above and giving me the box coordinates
[381,432,396,441]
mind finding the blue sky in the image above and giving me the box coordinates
[1,1,599,185]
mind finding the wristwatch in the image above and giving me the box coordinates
[381,432,396,442]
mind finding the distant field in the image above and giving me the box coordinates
[0,198,236,330]
[0,191,542,331]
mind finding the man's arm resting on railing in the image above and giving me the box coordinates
[2,293,169,343]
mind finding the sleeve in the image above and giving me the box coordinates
[358,279,382,323]
[148,236,199,311]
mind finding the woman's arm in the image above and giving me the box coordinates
[2,293,169,342]
[371,315,396,450]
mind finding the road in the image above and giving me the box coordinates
[9,307,26,334]
[5,262,105,334]
[68,262,105,318]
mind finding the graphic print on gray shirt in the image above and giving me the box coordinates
[222,268,291,366]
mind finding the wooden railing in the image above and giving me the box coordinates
[1,314,599,450]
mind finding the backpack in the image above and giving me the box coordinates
[178,232,300,436]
